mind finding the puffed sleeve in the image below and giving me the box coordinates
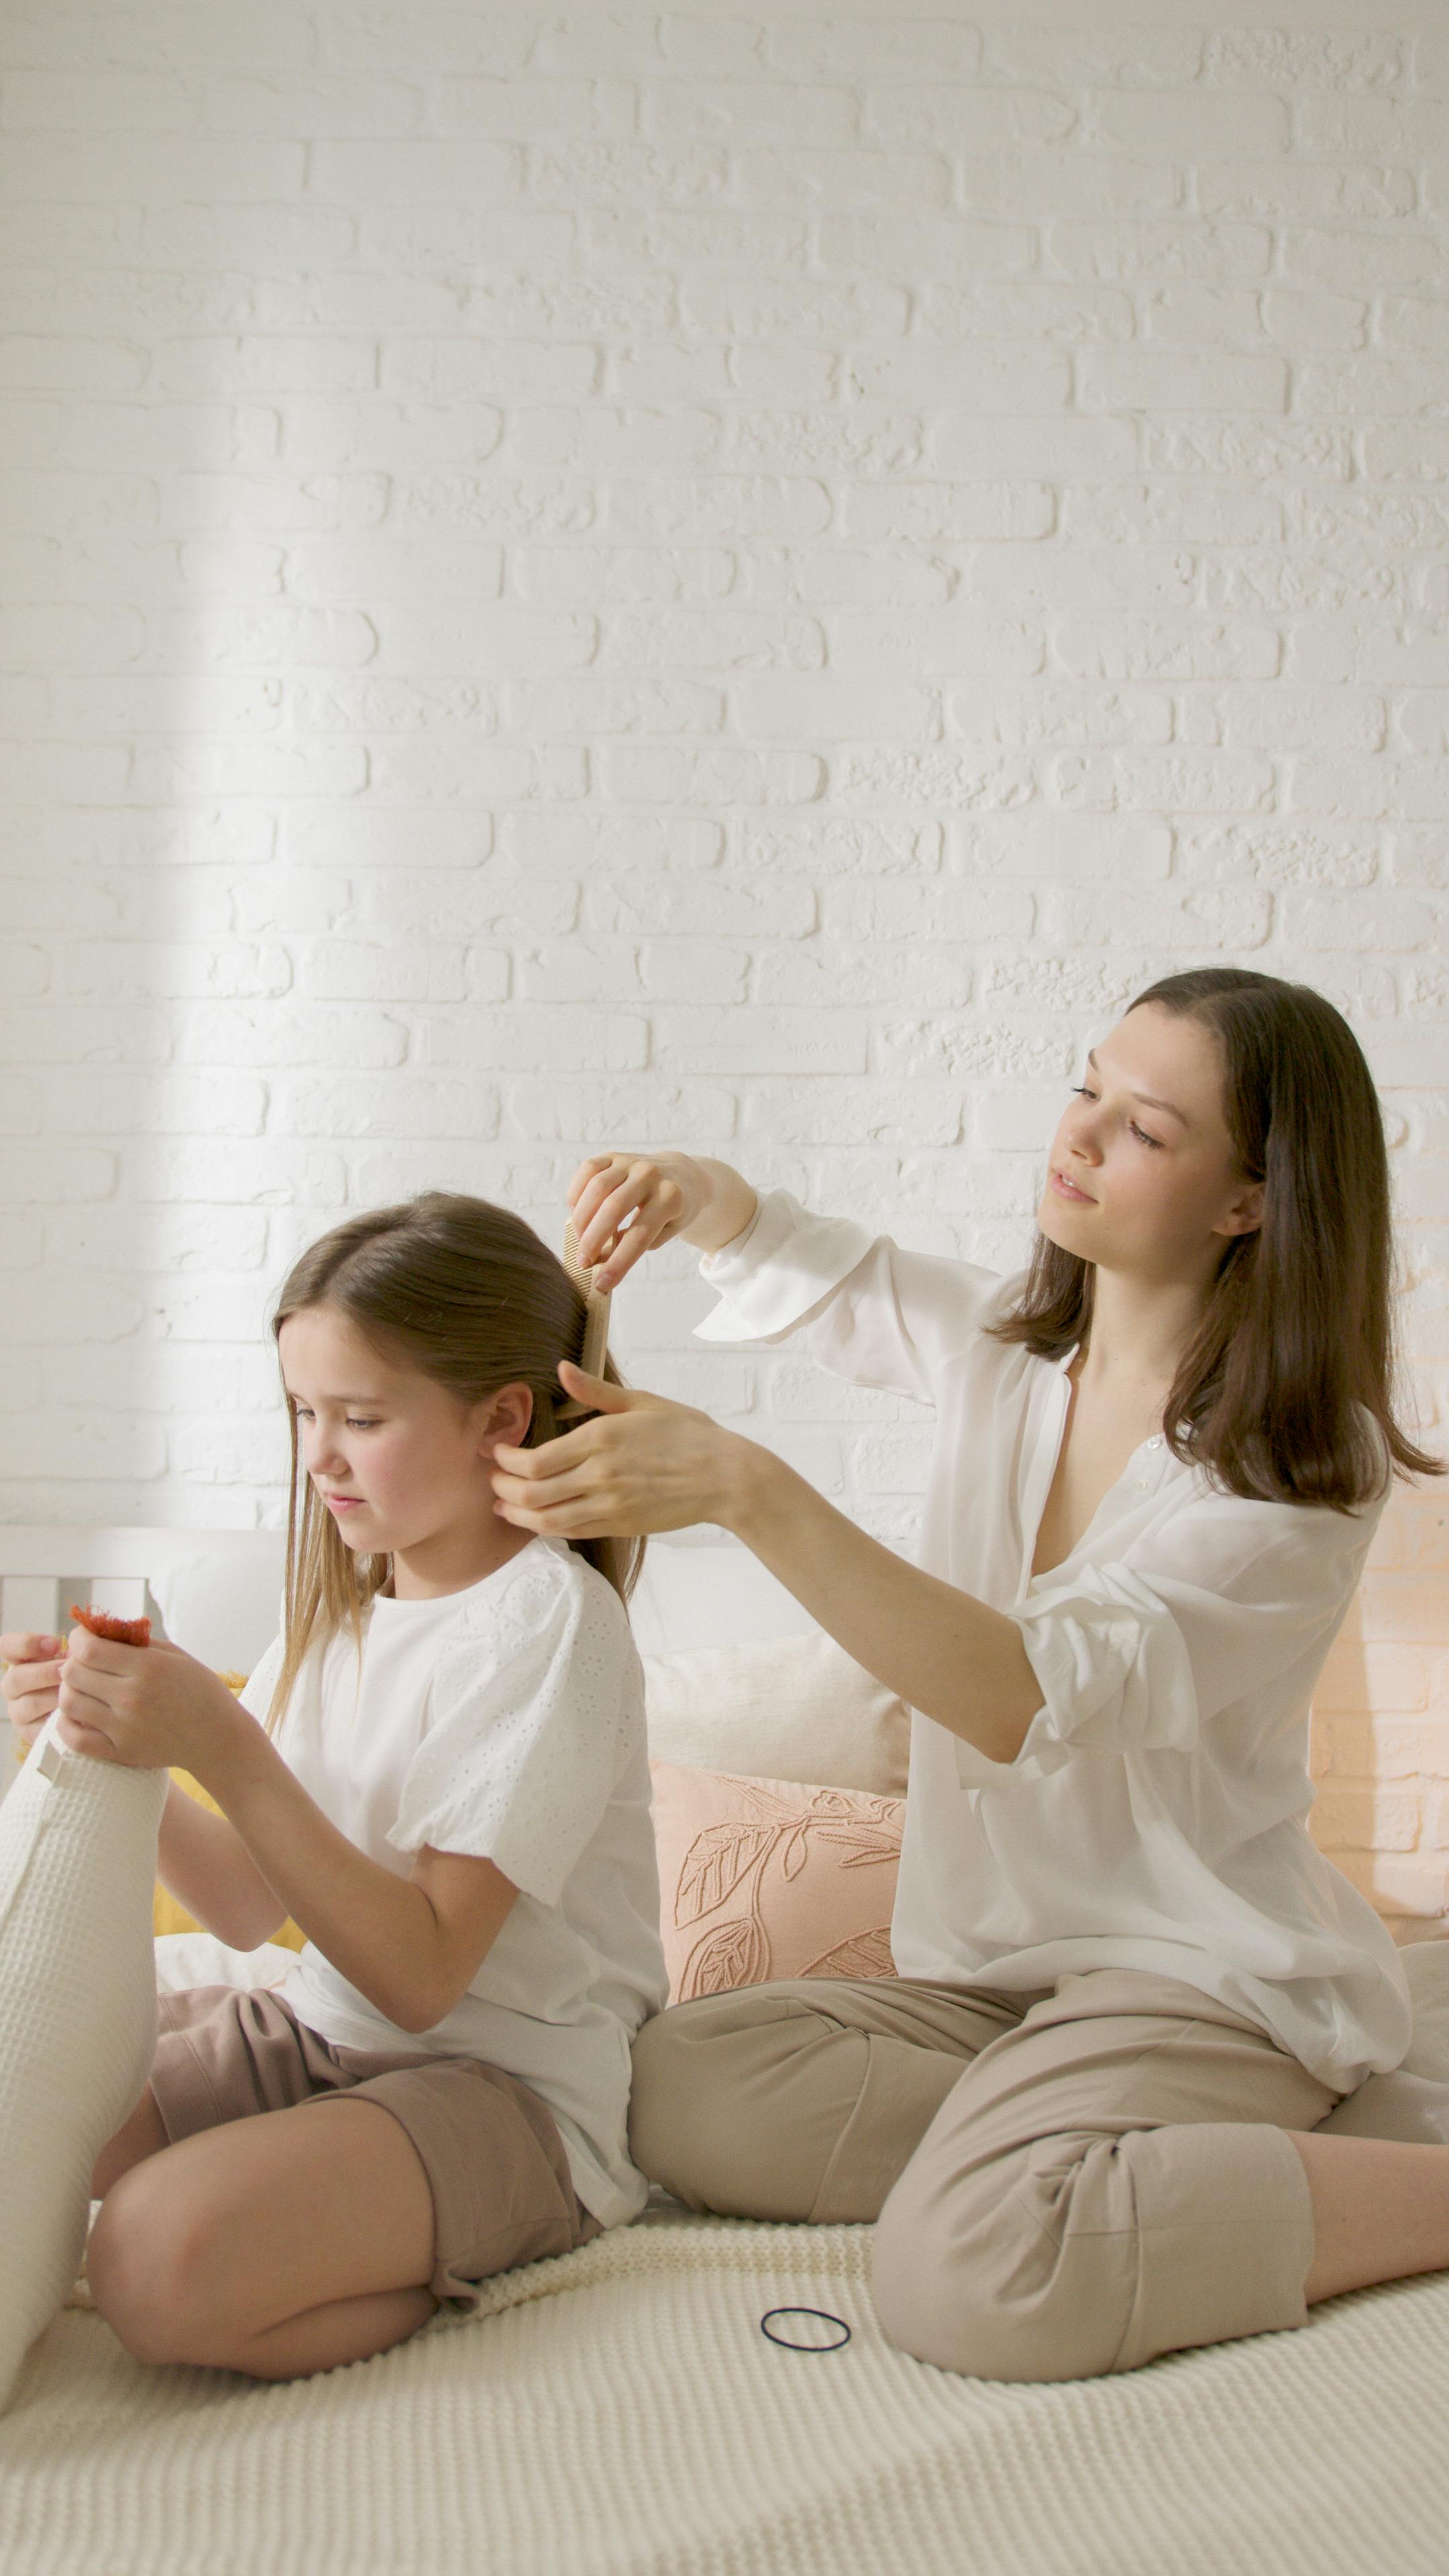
[953,1483,1385,1792]
[694,1185,1010,1405]
[237,1635,284,1728]
[386,1558,633,1910]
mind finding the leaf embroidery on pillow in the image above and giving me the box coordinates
[781,1823,810,1882]
[671,1781,902,2002]
[680,1912,769,1999]
[677,1820,781,1925]
[813,1812,900,1868]
[798,1925,896,1981]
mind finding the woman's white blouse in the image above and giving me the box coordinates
[696,1188,1413,2095]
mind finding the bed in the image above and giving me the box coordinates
[3,1525,1448,2576]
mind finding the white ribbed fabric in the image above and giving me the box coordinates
[8,2204,1448,2574]
[0,1718,165,2412]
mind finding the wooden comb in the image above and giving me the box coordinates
[557,1220,611,1420]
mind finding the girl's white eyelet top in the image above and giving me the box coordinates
[241,1536,669,2229]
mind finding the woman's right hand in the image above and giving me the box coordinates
[1,1630,66,1762]
[566,1152,757,1292]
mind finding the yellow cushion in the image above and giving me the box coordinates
[154,1673,305,1953]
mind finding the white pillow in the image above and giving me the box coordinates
[1293,1941,1449,2146]
[154,1931,297,1994]
[149,1539,286,1678]
[0,1717,166,2412]
[1399,1939,1449,2081]
[630,1538,824,1657]
[643,1631,910,1797]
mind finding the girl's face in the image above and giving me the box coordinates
[278,1305,533,1569]
[1037,1004,1264,1292]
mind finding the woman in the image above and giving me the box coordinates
[492,967,1449,2383]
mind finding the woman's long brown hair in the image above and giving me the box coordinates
[989,967,1441,1509]
[266,1192,644,1731]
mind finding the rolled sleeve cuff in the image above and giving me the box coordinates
[973,1559,1210,1788]
[1017,1598,1144,1738]
[694,1188,876,1344]
[950,1595,1147,1790]
[951,1697,1068,1790]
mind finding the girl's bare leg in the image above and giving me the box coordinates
[1286,2131,1449,2304]
[87,2096,439,2379]
[91,2086,170,2196]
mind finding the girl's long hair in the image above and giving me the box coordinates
[266,1191,643,1731]
[988,967,1441,1509]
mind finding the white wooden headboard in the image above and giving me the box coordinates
[0,1525,282,1642]
[0,1521,822,1670]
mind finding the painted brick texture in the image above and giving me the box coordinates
[1,1,1446,1929]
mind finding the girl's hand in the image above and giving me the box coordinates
[1,1630,66,1762]
[492,1364,750,1539]
[54,1627,248,1776]
[566,1152,755,1293]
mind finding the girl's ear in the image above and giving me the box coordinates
[478,1381,534,1453]
[1216,1178,1265,1241]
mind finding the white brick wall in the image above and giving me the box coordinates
[2,1,1447,1927]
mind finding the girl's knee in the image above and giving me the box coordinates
[88,2162,226,2367]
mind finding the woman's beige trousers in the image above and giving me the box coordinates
[629,1966,1440,2383]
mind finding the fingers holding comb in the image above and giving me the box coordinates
[558,1220,611,1419]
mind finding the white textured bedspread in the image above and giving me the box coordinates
[1,2202,1447,2575]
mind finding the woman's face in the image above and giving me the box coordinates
[1037,1004,1264,1291]
[278,1305,532,1561]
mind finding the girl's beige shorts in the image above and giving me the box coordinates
[150,1982,603,2308]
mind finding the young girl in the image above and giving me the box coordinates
[1,1193,668,2381]
[492,968,1449,2385]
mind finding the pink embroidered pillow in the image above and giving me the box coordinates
[649,1760,903,2005]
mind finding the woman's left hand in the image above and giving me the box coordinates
[55,1628,248,1774]
[491,1364,747,1540]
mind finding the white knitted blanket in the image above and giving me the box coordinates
[2,2202,1446,2575]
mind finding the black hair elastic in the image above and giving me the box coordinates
[759,2306,851,2353]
